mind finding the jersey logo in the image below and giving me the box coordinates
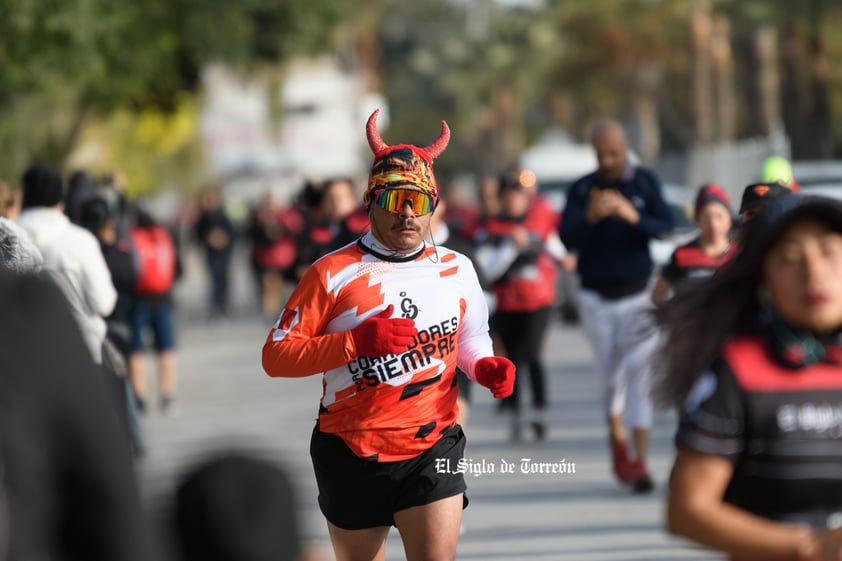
[399,292,419,320]
[777,402,842,436]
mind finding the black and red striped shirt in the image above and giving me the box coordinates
[677,336,842,529]
[661,237,737,285]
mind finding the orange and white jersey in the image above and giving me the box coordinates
[263,231,493,461]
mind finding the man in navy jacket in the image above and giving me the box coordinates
[560,119,673,493]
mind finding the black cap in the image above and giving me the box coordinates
[738,181,792,215]
[21,164,64,209]
[742,194,842,265]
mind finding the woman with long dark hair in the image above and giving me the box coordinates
[659,195,842,560]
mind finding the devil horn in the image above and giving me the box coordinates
[423,120,451,159]
[366,109,388,154]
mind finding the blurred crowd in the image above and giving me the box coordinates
[0,118,828,559]
[0,165,319,560]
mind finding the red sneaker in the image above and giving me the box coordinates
[610,440,634,484]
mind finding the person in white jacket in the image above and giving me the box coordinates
[16,164,117,364]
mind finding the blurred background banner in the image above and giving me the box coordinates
[2,0,842,207]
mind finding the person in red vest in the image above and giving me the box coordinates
[651,184,738,306]
[474,168,567,441]
[659,195,842,560]
[245,191,305,321]
[128,205,181,417]
[293,177,369,281]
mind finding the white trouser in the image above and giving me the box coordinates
[578,286,659,429]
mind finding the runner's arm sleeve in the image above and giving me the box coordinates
[455,260,494,382]
[474,239,519,283]
[544,231,567,261]
[262,266,355,378]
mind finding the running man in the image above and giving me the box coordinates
[262,109,515,561]
[560,118,673,492]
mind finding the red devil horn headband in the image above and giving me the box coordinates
[365,109,450,160]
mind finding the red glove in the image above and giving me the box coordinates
[351,304,418,357]
[475,356,516,398]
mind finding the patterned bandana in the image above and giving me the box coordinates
[363,109,450,211]
[367,147,437,204]
[760,306,842,368]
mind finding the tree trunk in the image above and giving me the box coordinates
[489,80,521,174]
[711,14,736,141]
[631,64,661,165]
[780,22,807,159]
[691,0,715,144]
[805,29,833,158]
[548,90,573,134]
[754,26,781,136]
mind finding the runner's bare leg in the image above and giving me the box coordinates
[327,523,389,561]
[395,494,462,561]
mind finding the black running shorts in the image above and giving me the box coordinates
[310,423,469,530]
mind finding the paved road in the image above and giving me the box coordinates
[136,247,720,561]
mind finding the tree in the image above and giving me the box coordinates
[366,0,566,177]
[0,0,347,181]
[717,0,840,158]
